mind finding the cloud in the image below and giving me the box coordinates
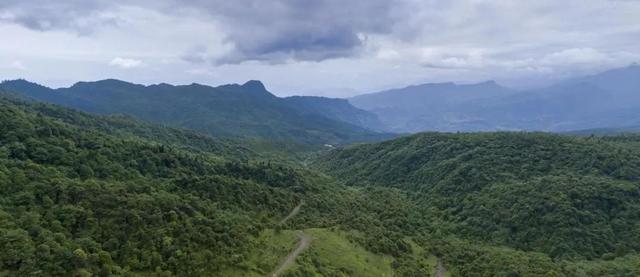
[1,0,640,94]
[10,60,26,70]
[540,48,613,66]
[1,0,405,63]
[109,57,142,68]
[165,0,403,64]
[0,0,118,35]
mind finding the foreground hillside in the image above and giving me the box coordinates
[0,79,390,145]
[315,132,640,275]
[0,95,315,275]
[0,96,437,276]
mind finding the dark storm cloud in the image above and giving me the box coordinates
[0,0,403,62]
[0,0,117,35]
[165,0,403,63]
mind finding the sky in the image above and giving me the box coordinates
[1,0,639,97]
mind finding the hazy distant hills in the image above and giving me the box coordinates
[350,65,640,133]
[0,79,390,145]
[2,64,638,142]
[284,96,386,131]
[350,80,517,132]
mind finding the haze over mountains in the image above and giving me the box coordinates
[350,64,640,133]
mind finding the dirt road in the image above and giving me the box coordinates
[278,201,303,226]
[435,258,447,277]
[271,232,311,277]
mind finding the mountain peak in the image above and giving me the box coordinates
[479,80,497,85]
[241,80,267,92]
[1,79,44,87]
[69,79,141,91]
[0,79,53,93]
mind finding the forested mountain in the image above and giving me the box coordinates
[350,65,640,133]
[315,132,640,275]
[0,94,410,276]
[2,93,640,275]
[0,94,306,275]
[0,79,390,145]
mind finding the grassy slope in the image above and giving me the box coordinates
[290,228,394,276]
[226,228,394,277]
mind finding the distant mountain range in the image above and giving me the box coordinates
[350,65,640,133]
[0,79,390,145]
[2,64,639,143]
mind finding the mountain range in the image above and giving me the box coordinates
[2,64,640,275]
[350,64,640,133]
[3,64,639,143]
[0,79,389,145]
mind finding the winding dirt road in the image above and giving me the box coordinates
[278,201,303,226]
[271,232,311,277]
[270,201,310,276]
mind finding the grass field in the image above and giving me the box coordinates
[284,228,394,276]
[221,227,455,276]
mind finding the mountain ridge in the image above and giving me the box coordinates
[348,65,640,133]
[0,79,392,145]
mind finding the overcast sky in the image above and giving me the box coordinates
[1,0,639,97]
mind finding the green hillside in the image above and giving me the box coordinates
[0,95,322,275]
[315,132,640,274]
[0,95,430,276]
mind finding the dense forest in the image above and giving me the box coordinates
[0,95,318,275]
[2,92,640,276]
[315,132,640,275]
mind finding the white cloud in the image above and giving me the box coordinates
[109,57,142,68]
[540,48,611,65]
[10,60,26,70]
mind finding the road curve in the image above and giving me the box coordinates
[271,232,311,277]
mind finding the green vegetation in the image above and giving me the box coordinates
[3,90,640,276]
[221,229,300,276]
[316,132,640,275]
[0,95,426,276]
[0,95,314,275]
[282,228,394,277]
